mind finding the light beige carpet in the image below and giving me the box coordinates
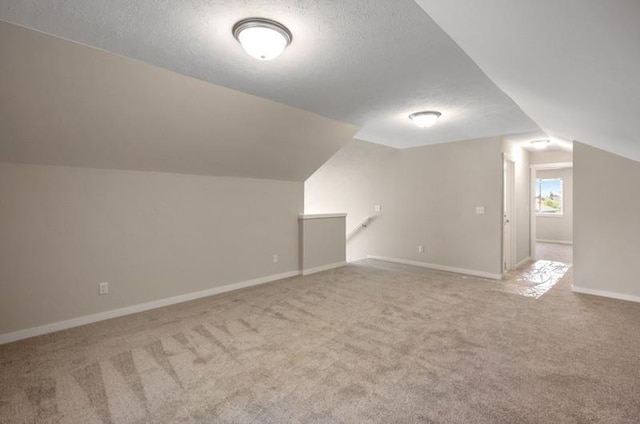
[1,259,640,423]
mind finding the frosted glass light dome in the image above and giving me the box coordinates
[409,111,442,128]
[233,18,292,61]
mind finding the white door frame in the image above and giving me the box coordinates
[503,153,516,274]
[530,162,573,260]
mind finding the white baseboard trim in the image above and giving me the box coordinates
[367,255,502,280]
[301,261,347,276]
[571,286,640,304]
[536,239,573,245]
[515,256,532,269]
[0,270,300,346]
[347,255,368,263]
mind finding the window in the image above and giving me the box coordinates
[535,178,563,216]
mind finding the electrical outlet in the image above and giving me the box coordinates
[418,245,425,253]
[476,206,485,215]
[273,254,279,263]
[374,205,381,212]
[99,282,109,295]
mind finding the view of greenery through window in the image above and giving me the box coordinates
[535,178,563,215]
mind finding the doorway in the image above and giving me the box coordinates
[530,161,573,264]
[503,154,516,272]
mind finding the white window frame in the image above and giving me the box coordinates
[535,177,564,217]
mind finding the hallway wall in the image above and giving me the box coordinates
[536,167,573,244]
[573,142,640,301]
[306,136,504,278]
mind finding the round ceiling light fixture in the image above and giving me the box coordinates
[530,139,550,150]
[232,18,292,61]
[409,111,442,128]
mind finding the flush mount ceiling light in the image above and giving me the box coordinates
[409,111,442,128]
[530,139,550,150]
[232,18,292,61]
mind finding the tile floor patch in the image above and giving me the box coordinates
[497,260,571,299]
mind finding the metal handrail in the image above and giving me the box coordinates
[346,215,377,242]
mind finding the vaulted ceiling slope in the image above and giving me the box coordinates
[416,0,640,163]
[0,0,539,150]
[0,21,357,181]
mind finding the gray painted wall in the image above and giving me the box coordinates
[0,163,302,335]
[305,136,503,276]
[299,216,346,273]
[536,168,573,244]
[0,21,358,182]
[304,140,396,262]
[573,142,640,299]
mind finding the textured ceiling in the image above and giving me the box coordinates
[0,21,357,181]
[0,0,539,150]
[416,0,640,162]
